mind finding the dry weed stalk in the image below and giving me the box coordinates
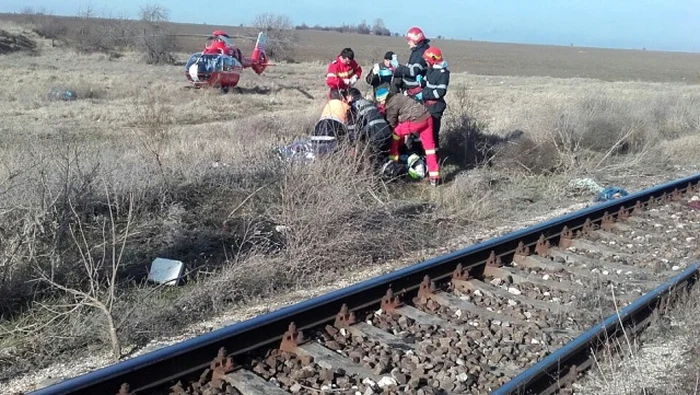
[132,91,173,190]
[32,178,133,361]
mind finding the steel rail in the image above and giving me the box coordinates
[30,173,700,395]
[490,262,700,395]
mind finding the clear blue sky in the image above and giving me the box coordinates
[2,0,699,52]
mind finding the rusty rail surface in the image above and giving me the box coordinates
[29,173,700,395]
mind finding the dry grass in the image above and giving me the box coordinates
[0,15,699,385]
[573,284,700,395]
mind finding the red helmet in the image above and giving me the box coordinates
[212,30,229,37]
[405,27,425,44]
[423,46,443,65]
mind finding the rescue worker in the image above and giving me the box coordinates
[345,88,392,157]
[376,83,440,186]
[417,46,450,150]
[393,27,431,100]
[365,51,399,94]
[203,30,245,63]
[326,48,363,96]
[314,89,350,139]
[202,36,227,55]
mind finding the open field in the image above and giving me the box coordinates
[0,14,700,393]
[3,12,700,83]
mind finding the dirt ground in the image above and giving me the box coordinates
[0,15,699,394]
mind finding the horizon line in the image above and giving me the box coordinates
[1,9,699,55]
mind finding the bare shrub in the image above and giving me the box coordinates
[371,19,391,36]
[430,170,498,225]
[440,85,548,173]
[138,3,177,64]
[537,90,700,171]
[30,14,69,47]
[440,85,492,168]
[32,181,134,361]
[269,143,417,274]
[251,12,298,60]
[0,139,104,321]
[491,134,563,175]
[99,12,138,49]
[131,90,175,187]
[73,5,113,53]
[552,95,650,155]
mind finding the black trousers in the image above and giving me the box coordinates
[431,115,442,149]
[314,119,347,139]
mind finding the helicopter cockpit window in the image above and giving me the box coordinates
[184,53,241,74]
[221,56,233,71]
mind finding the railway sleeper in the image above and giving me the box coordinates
[484,264,578,293]
[411,278,574,386]
[559,237,636,260]
[292,341,381,382]
[452,278,567,314]
[546,247,663,278]
[393,304,465,336]
[222,369,289,395]
[414,275,565,334]
[334,296,517,393]
[427,289,526,326]
[513,253,648,285]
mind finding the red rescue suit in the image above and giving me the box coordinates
[326,56,362,90]
[203,40,225,54]
[383,93,439,182]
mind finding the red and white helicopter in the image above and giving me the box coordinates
[184,30,273,93]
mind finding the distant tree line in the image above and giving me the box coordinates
[295,18,395,36]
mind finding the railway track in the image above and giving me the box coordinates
[30,174,700,395]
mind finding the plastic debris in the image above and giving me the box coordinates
[48,88,77,101]
[148,258,184,286]
[594,186,629,202]
[570,178,628,202]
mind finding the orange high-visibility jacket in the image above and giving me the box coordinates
[319,99,350,124]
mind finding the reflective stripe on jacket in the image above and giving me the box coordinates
[421,65,450,116]
[393,39,430,89]
[347,98,391,146]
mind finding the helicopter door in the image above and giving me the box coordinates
[188,63,200,82]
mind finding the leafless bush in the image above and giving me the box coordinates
[491,135,563,175]
[430,170,498,226]
[139,3,169,23]
[138,3,177,64]
[268,142,429,277]
[131,90,175,187]
[371,19,391,36]
[28,13,69,46]
[73,5,114,53]
[440,85,544,172]
[0,139,104,322]
[32,181,134,361]
[550,95,649,156]
[251,12,298,60]
[538,91,700,171]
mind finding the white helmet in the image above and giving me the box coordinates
[406,154,426,179]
